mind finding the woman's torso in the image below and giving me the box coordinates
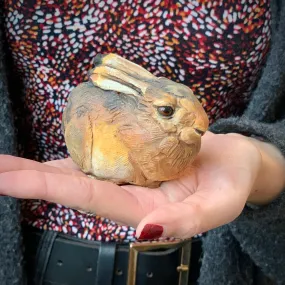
[4,0,271,242]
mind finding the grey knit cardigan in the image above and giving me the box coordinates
[1,1,285,284]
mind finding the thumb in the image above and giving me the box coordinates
[135,201,204,240]
[135,192,245,240]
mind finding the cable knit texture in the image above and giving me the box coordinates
[0,3,24,285]
[0,0,285,284]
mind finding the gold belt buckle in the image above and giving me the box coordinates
[127,238,192,285]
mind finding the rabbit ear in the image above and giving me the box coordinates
[89,66,149,96]
[93,53,156,80]
[89,73,140,96]
[89,54,156,96]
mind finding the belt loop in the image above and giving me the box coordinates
[34,229,58,285]
[95,242,117,285]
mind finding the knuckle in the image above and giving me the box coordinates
[163,202,204,239]
[77,177,96,212]
[183,201,203,237]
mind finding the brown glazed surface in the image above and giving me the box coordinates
[62,53,209,187]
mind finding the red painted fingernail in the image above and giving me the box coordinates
[138,224,163,240]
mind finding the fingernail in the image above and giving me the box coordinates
[138,224,163,240]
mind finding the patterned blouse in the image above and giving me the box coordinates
[4,0,271,242]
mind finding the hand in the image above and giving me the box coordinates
[0,132,284,240]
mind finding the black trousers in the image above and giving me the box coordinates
[22,225,203,285]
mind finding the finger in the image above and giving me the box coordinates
[135,185,247,240]
[44,157,82,171]
[0,170,148,226]
[0,155,84,177]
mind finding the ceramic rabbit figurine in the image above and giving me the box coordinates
[62,53,209,188]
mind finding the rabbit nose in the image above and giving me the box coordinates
[179,127,201,145]
[193,106,209,136]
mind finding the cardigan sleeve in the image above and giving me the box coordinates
[0,35,16,155]
[207,117,285,283]
[199,0,285,282]
[206,5,285,274]
[0,8,25,285]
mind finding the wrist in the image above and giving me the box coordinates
[247,137,285,205]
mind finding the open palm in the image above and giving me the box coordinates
[0,132,261,239]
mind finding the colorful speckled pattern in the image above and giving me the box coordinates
[4,0,271,242]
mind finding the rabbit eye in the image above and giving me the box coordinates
[157,106,174,117]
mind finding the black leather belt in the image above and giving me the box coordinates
[22,225,200,285]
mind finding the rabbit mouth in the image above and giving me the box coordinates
[194,128,205,136]
[179,127,204,145]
